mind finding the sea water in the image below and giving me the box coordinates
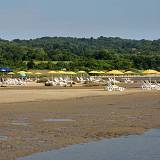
[18,129,160,160]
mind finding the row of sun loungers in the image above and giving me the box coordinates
[141,80,160,90]
[45,77,73,87]
[0,78,26,86]
[76,77,103,83]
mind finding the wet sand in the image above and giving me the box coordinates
[0,88,159,160]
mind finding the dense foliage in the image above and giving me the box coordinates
[0,37,160,70]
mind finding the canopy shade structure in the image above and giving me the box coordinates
[106,70,124,86]
[143,70,159,83]
[89,71,100,74]
[17,71,26,78]
[26,71,33,74]
[143,70,158,74]
[0,68,13,72]
[57,71,67,74]
[17,71,26,74]
[77,71,86,74]
[124,71,134,74]
[8,72,15,75]
[48,71,57,74]
[107,70,124,75]
[66,71,76,75]
[97,71,105,74]
[35,72,42,75]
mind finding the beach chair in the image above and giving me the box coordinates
[144,80,160,90]
[154,80,160,87]
[141,81,152,90]
[124,78,134,84]
[108,78,120,84]
[104,81,125,91]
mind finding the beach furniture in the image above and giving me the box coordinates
[154,80,160,87]
[124,78,134,84]
[141,80,160,90]
[108,78,120,84]
[141,80,152,90]
[104,81,125,91]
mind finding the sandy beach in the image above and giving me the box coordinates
[0,86,145,103]
[0,88,159,160]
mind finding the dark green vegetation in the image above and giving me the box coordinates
[0,37,160,70]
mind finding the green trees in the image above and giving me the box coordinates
[0,37,159,70]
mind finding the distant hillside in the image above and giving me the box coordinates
[0,37,160,70]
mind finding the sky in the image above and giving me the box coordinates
[0,0,160,40]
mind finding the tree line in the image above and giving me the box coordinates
[0,36,160,71]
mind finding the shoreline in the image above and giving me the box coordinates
[0,89,159,159]
[18,128,158,160]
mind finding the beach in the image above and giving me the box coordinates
[0,88,159,160]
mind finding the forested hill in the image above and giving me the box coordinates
[0,37,160,70]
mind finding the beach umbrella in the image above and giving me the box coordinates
[48,71,58,81]
[124,71,135,78]
[124,71,134,75]
[17,71,27,78]
[8,72,15,78]
[26,71,33,78]
[89,71,100,76]
[89,71,103,77]
[143,70,158,75]
[0,68,13,76]
[65,71,76,79]
[57,71,66,74]
[48,71,57,74]
[0,68,12,72]
[34,72,42,80]
[107,70,124,85]
[89,71,98,77]
[17,71,26,74]
[77,71,86,74]
[35,72,42,75]
[26,71,33,75]
[143,70,159,83]
[56,71,67,78]
[97,71,105,74]
[107,70,124,75]
[8,72,15,75]
[89,71,99,74]
[77,71,86,78]
[66,71,76,75]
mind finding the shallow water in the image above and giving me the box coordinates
[18,129,160,160]
[43,118,75,122]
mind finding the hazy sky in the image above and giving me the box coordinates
[0,0,160,40]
